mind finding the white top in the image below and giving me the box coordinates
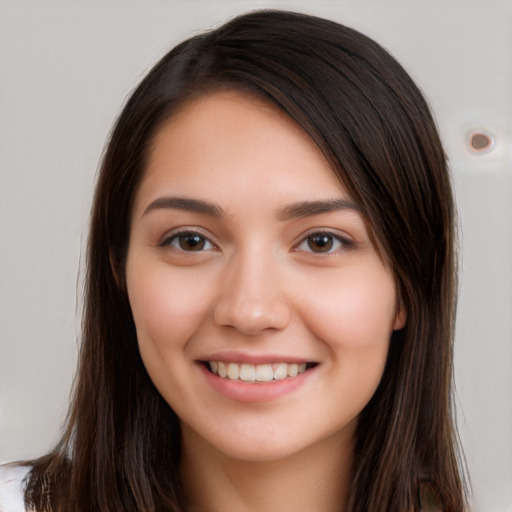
[0,464,31,512]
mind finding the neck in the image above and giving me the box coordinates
[179,425,355,512]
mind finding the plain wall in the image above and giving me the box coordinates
[1,1,511,511]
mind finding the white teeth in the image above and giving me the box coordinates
[227,362,240,380]
[287,363,298,377]
[256,364,273,382]
[218,361,227,378]
[240,364,256,382]
[208,361,312,381]
[273,363,287,380]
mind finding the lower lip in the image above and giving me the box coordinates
[199,363,316,403]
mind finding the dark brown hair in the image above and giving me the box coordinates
[25,10,467,511]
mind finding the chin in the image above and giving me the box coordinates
[181,414,358,465]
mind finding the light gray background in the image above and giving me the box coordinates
[1,1,511,511]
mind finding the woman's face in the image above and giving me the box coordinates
[125,91,405,462]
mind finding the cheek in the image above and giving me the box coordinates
[300,267,397,416]
[126,261,214,354]
[299,264,398,353]
[125,261,217,406]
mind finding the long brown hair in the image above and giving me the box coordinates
[25,10,467,511]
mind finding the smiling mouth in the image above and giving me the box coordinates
[203,361,318,383]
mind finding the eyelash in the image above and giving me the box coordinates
[159,229,353,255]
[159,229,216,252]
[295,231,354,255]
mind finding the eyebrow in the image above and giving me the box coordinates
[276,198,361,221]
[142,197,225,218]
[141,196,360,220]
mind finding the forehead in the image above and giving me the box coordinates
[135,91,346,212]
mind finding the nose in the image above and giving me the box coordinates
[213,251,291,336]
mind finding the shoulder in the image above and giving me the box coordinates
[0,464,32,512]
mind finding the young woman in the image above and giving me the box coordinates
[0,10,468,512]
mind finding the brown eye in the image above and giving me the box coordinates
[178,233,206,251]
[307,233,334,252]
[296,231,352,254]
[161,231,214,252]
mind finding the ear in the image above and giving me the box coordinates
[393,300,407,330]
[109,249,125,291]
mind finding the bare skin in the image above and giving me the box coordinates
[180,421,354,512]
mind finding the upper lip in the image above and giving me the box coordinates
[198,351,316,365]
